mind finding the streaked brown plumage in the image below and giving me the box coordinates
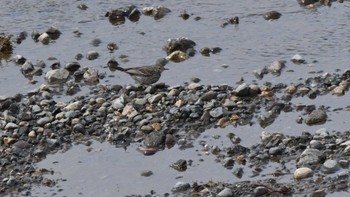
[114,58,168,85]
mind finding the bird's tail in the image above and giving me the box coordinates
[107,59,125,72]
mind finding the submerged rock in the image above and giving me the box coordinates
[263,11,282,20]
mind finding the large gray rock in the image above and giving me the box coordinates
[45,69,69,84]
[297,148,326,169]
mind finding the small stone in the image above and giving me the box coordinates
[263,11,281,20]
[235,83,250,97]
[254,186,270,197]
[291,54,305,64]
[310,189,326,197]
[65,101,83,111]
[28,130,36,138]
[309,140,324,150]
[5,122,19,130]
[148,93,163,103]
[166,50,189,63]
[321,159,339,174]
[209,107,225,118]
[294,167,313,179]
[38,32,50,44]
[45,69,70,84]
[188,83,202,90]
[200,91,217,101]
[140,170,153,177]
[337,170,349,179]
[171,182,190,192]
[86,51,99,60]
[305,110,327,125]
[112,97,125,110]
[217,188,233,197]
[37,116,53,126]
[297,148,325,169]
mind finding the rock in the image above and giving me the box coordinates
[136,146,157,156]
[86,51,99,60]
[64,62,80,72]
[166,50,190,63]
[291,54,305,64]
[200,91,217,101]
[305,110,327,125]
[188,83,202,90]
[269,147,283,155]
[263,11,281,20]
[45,69,70,84]
[143,6,171,20]
[163,37,196,55]
[310,189,326,197]
[297,148,325,169]
[217,188,233,197]
[267,60,286,76]
[37,116,53,126]
[200,47,211,56]
[294,167,313,179]
[148,93,163,103]
[171,182,190,192]
[170,159,187,172]
[28,130,36,138]
[140,170,153,177]
[20,61,34,76]
[5,122,18,130]
[64,101,83,111]
[321,159,339,174]
[112,97,125,110]
[46,26,61,40]
[83,68,99,85]
[234,83,250,97]
[254,186,270,197]
[105,9,125,26]
[38,32,50,44]
[143,132,165,148]
[309,140,324,150]
[13,140,30,149]
[209,107,226,118]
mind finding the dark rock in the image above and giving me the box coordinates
[263,11,282,20]
[305,110,327,125]
[143,132,165,148]
[163,37,196,55]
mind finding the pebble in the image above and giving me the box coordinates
[294,167,313,179]
[310,189,326,197]
[321,159,339,174]
[291,54,305,64]
[253,186,270,197]
[86,51,99,60]
[217,187,233,197]
[297,148,325,169]
[45,69,70,84]
[140,170,153,177]
[305,110,327,125]
[5,122,19,130]
[171,182,190,192]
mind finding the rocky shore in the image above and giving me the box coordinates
[1,66,350,196]
[0,0,349,196]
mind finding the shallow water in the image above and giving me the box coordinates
[1,0,350,196]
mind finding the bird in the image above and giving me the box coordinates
[112,58,168,85]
